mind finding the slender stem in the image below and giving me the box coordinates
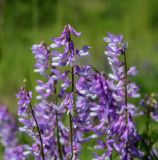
[123,52,128,108]
[69,112,73,159]
[24,85,45,160]
[54,81,63,160]
[56,111,63,160]
[69,66,74,159]
[71,67,74,92]
[66,25,74,159]
[123,52,135,160]
[123,51,131,157]
[29,103,45,160]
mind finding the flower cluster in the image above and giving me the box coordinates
[102,33,142,159]
[51,24,89,67]
[0,25,149,160]
[15,24,92,160]
[0,105,30,160]
[0,105,18,147]
[32,42,50,75]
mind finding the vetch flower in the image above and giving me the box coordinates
[50,24,81,48]
[51,24,90,67]
[0,105,18,147]
[17,86,32,117]
[17,85,46,160]
[102,33,142,159]
[4,145,30,160]
[0,105,30,160]
[32,42,50,75]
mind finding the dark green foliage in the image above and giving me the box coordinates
[140,131,158,159]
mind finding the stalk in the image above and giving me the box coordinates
[69,66,74,159]
[123,51,133,159]
[55,111,63,160]
[123,51,128,109]
[25,86,45,160]
[66,25,74,159]
[54,81,63,160]
[29,103,45,160]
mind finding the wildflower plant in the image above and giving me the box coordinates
[1,24,157,160]
[17,26,142,160]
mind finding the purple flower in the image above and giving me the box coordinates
[16,86,32,117]
[35,76,55,100]
[104,33,140,106]
[50,24,81,48]
[128,66,138,77]
[52,69,71,98]
[16,86,38,146]
[75,65,95,77]
[50,25,92,158]
[101,33,142,159]
[60,93,74,114]
[32,42,50,75]
[75,67,118,156]
[5,145,30,160]
[107,113,143,159]
[0,105,18,147]
[50,24,90,67]
[104,32,128,55]
[0,105,30,160]
[16,26,146,159]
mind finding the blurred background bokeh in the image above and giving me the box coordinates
[1,0,158,111]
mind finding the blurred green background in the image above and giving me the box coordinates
[1,0,158,110]
[1,0,158,159]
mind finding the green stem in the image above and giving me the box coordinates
[54,82,63,160]
[123,51,131,157]
[29,104,45,160]
[25,85,45,160]
[123,52,128,108]
[66,25,74,159]
[69,112,73,159]
[56,111,63,160]
[69,66,74,159]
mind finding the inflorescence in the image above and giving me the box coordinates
[1,24,157,160]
